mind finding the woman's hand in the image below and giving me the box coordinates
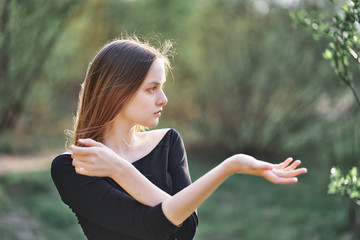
[70,139,125,178]
[226,154,307,184]
[262,157,307,184]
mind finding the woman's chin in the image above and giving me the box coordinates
[144,120,159,128]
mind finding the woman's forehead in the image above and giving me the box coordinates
[143,59,166,84]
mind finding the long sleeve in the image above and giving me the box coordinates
[167,129,199,240]
[51,154,179,240]
[51,128,198,240]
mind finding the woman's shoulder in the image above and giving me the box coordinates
[138,128,182,149]
[146,127,170,135]
[51,152,73,170]
[53,152,72,160]
[143,128,182,142]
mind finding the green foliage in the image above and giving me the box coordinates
[0,0,83,134]
[0,171,85,240]
[2,0,351,159]
[326,113,360,207]
[329,167,360,203]
[290,0,360,105]
[169,1,340,156]
[291,0,360,231]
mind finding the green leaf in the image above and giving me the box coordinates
[350,167,358,177]
[350,191,360,199]
[323,49,333,59]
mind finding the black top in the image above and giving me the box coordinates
[51,129,198,240]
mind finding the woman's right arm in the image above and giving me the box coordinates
[71,139,172,207]
[162,154,305,225]
[71,140,307,227]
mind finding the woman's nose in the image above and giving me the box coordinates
[156,90,168,106]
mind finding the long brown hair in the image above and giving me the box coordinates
[71,37,171,146]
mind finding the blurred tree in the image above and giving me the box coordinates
[0,0,83,134]
[291,0,360,234]
[324,116,360,235]
[170,0,340,157]
[3,0,352,160]
[291,0,360,106]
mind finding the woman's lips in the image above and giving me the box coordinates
[154,109,162,116]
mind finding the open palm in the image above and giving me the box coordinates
[262,158,307,184]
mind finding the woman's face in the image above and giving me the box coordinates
[118,59,168,128]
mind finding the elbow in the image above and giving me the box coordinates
[144,203,180,240]
[161,200,184,226]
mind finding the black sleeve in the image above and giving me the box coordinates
[168,129,199,240]
[51,154,179,240]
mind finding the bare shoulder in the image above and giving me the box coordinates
[143,128,171,140]
[134,128,172,155]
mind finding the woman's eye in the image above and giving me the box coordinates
[148,86,156,92]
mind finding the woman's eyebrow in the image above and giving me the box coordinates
[144,80,166,85]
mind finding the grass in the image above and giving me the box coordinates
[0,171,85,240]
[0,153,355,240]
[189,154,353,240]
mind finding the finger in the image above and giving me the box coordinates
[284,160,302,171]
[273,168,307,178]
[74,166,92,176]
[71,153,97,165]
[78,138,103,147]
[72,158,91,169]
[70,144,95,157]
[273,177,298,185]
[275,157,293,169]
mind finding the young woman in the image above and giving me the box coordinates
[51,37,307,240]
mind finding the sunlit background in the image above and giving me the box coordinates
[0,0,359,239]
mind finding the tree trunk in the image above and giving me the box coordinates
[345,198,360,235]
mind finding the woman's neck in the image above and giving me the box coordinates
[103,123,138,155]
